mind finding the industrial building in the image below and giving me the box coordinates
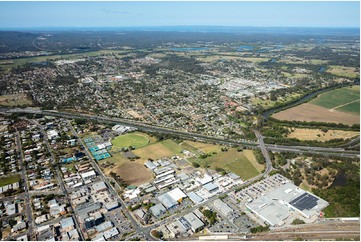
[246,182,329,226]
[213,199,233,216]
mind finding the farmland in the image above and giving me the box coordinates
[272,86,360,125]
[287,128,360,142]
[310,85,360,114]
[326,65,359,78]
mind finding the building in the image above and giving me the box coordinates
[47,130,59,140]
[187,192,204,204]
[92,181,107,193]
[60,217,75,231]
[203,183,219,193]
[246,182,329,226]
[213,199,233,216]
[157,188,187,209]
[150,203,167,217]
[182,212,205,233]
[104,201,119,211]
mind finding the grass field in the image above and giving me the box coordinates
[111,132,152,149]
[326,66,359,78]
[273,86,360,125]
[198,149,261,180]
[310,86,360,114]
[0,94,33,107]
[182,141,222,154]
[133,139,181,162]
[287,128,359,141]
[0,174,21,187]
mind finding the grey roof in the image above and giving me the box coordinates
[187,192,203,204]
[144,161,156,170]
[213,199,233,216]
[60,217,74,229]
[246,182,329,226]
[157,193,178,209]
[150,203,167,217]
[95,221,113,232]
[183,212,204,231]
[92,181,107,192]
[104,201,119,210]
[203,182,218,191]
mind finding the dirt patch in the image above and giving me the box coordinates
[114,162,153,186]
[272,103,360,125]
[288,128,359,141]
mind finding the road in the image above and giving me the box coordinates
[15,130,34,240]
[67,121,154,241]
[30,119,85,241]
[2,108,359,158]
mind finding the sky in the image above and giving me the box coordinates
[0,1,359,29]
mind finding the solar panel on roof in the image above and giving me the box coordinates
[289,193,319,211]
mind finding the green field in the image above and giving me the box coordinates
[197,149,261,180]
[310,86,360,114]
[0,174,21,187]
[133,139,181,162]
[111,132,150,149]
[160,139,183,154]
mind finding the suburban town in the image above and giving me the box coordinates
[0,1,360,241]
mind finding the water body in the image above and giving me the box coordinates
[331,171,347,187]
[170,47,208,52]
[318,66,326,73]
[237,45,254,51]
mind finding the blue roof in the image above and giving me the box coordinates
[187,192,203,203]
[203,182,218,191]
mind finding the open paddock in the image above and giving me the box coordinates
[272,103,360,125]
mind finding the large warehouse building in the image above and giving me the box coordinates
[246,182,329,227]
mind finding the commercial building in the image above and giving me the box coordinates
[182,212,205,233]
[246,182,329,226]
[213,199,233,216]
[150,203,167,217]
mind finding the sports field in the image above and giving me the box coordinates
[198,149,262,180]
[111,132,152,149]
[273,86,360,125]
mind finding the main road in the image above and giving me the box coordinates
[1,108,359,158]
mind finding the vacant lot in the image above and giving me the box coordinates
[326,66,359,78]
[198,149,261,180]
[113,162,153,185]
[288,128,359,141]
[310,86,360,114]
[111,132,154,149]
[133,139,180,162]
[273,103,360,125]
[100,153,153,185]
[0,174,21,187]
[182,141,222,154]
[0,94,33,107]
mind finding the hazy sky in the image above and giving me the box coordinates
[0,1,359,28]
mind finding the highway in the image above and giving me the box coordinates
[2,108,359,158]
